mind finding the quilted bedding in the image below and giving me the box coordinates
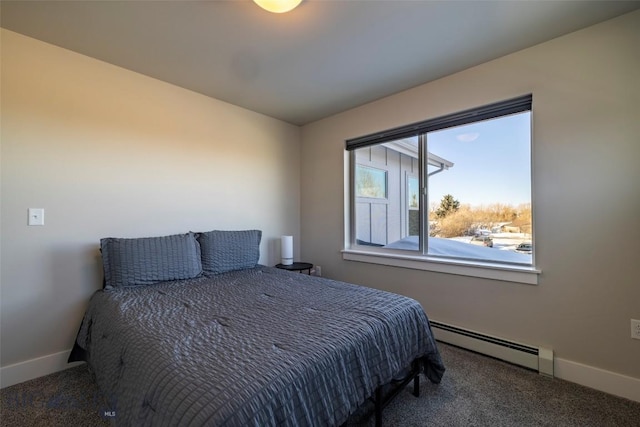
[71,266,445,426]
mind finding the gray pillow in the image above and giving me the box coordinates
[197,230,262,276]
[101,233,203,289]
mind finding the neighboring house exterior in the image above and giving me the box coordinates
[355,139,453,246]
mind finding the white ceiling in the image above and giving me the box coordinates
[2,1,638,125]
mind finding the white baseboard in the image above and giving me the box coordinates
[432,319,639,403]
[554,358,640,403]
[0,349,84,389]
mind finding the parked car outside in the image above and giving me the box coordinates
[470,235,493,248]
[516,242,533,253]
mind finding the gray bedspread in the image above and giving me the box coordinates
[72,266,445,426]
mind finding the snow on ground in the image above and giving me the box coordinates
[384,235,532,264]
[429,237,531,263]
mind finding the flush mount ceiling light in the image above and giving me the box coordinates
[253,0,302,14]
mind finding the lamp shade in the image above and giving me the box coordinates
[281,235,293,265]
[253,0,302,14]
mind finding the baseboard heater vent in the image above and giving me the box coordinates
[430,321,553,377]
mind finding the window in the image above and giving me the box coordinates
[355,165,387,199]
[346,95,537,282]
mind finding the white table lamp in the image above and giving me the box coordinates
[281,235,293,265]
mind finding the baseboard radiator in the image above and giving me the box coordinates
[430,321,554,377]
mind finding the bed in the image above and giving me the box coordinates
[69,230,445,426]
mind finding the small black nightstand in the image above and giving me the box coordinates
[275,262,314,275]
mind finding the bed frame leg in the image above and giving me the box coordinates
[371,359,422,426]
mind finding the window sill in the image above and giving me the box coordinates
[342,249,540,285]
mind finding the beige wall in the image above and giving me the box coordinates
[301,11,640,378]
[0,29,301,367]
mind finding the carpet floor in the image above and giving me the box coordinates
[1,342,639,426]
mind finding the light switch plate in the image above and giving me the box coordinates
[28,208,45,226]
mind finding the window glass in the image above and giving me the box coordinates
[354,138,419,249]
[355,165,387,198]
[427,111,532,264]
[350,97,533,267]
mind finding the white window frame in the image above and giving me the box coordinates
[343,95,541,285]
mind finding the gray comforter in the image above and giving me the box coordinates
[72,266,444,426]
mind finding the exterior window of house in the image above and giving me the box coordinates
[347,95,534,271]
[355,165,387,199]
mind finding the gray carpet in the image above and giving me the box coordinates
[1,343,639,426]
